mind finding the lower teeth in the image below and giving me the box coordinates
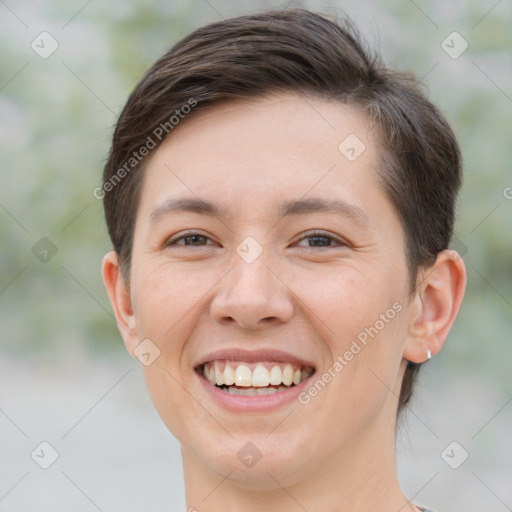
[217,385,294,396]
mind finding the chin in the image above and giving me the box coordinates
[186,430,319,490]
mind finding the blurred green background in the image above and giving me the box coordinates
[1,1,511,511]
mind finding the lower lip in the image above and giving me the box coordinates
[196,370,315,413]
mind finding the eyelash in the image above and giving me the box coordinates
[165,230,347,249]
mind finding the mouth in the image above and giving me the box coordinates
[193,348,317,412]
[196,360,316,396]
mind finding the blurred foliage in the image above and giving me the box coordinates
[1,1,510,395]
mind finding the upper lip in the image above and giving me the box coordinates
[193,348,316,369]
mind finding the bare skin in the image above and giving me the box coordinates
[103,92,466,511]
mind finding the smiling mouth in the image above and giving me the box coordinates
[197,360,315,395]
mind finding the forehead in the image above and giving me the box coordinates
[138,93,384,217]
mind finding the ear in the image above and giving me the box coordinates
[403,249,467,363]
[101,251,139,357]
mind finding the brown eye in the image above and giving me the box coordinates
[166,233,213,246]
[295,231,346,248]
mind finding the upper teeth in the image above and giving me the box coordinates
[202,361,313,387]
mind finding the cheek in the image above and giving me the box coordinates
[141,364,199,446]
[325,271,406,381]
[293,263,403,350]
[294,266,408,419]
[132,260,216,346]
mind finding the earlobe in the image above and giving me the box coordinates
[101,251,139,355]
[403,249,467,363]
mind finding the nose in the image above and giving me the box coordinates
[209,251,294,330]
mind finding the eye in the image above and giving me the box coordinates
[295,231,347,248]
[166,232,215,247]
[165,230,347,249]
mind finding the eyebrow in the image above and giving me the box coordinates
[149,196,370,227]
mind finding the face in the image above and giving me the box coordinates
[114,93,416,488]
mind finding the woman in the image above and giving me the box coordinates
[101,9,466,511]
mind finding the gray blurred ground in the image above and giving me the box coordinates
[1,0,511,510]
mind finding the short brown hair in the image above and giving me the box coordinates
[102,9,462,413]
